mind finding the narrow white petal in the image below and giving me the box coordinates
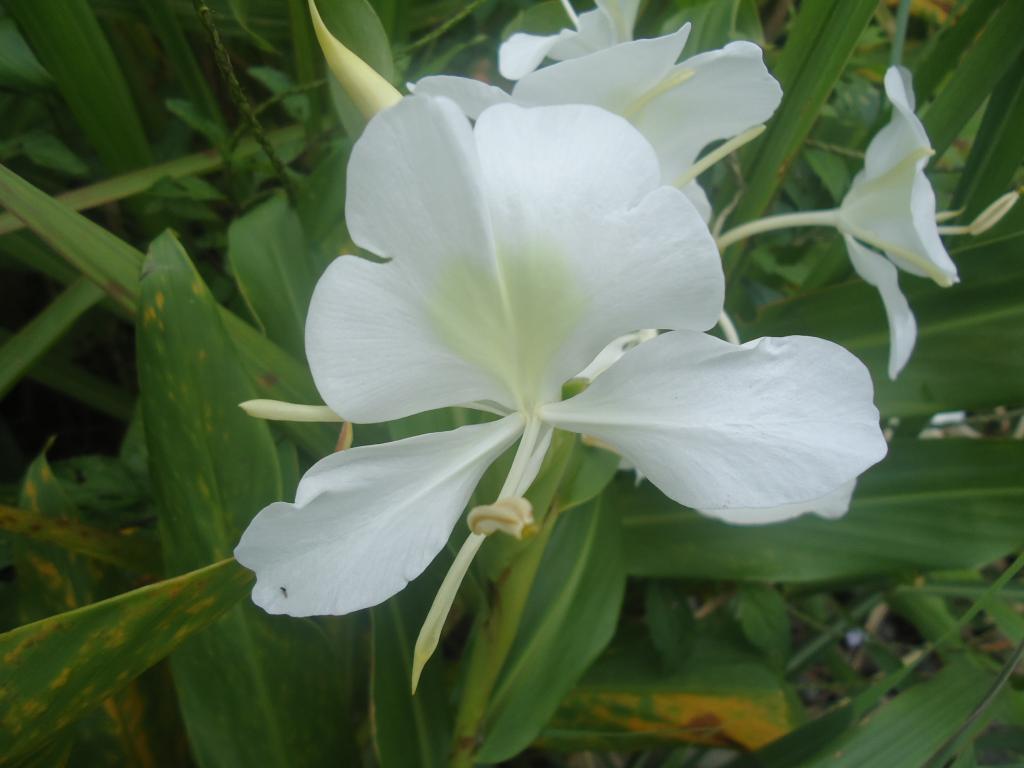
[843,235,917,379]
[594,0,640,42]
[499,31,572,80]
[235,415,524,617]
[306,255,514,422]
[541,331,886,510]
[700,480,856,525]
[412,75,512,119]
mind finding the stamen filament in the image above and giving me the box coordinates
[239,399,343,422]
[559,0,579,26]
[674,125,766,189]
[937,191,1019,237]
[716,209,840,250]
[624,68,695,118]
[718,310,741,345]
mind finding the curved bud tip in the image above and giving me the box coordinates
[467,497,534,539]
[308,0,401,119]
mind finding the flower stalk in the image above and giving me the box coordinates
[716,209,839,250]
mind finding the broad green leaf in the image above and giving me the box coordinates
[0,278,103,399]
[371,565,452,768]
[724,0,877,237]
[953,51,1024,218]
[0,17,52,91]
[920,1,1024,158]
[644,581,697,672]
[5,0,151,172]
[136,231,355,767]
[0,503,157,575]
[0,558,251,764]
[540,623,799,752]
[621,440,1024,582]
[799,661,995,767]
[477,495,626,762]
[913,0,1003,105]
[227,193,317,358]
[739,211,1024,418]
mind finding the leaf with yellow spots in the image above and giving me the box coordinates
[0,558,251,764]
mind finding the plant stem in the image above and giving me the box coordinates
[715,209,839,250]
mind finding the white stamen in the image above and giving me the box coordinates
[718,310,741,345]
[624,68,695,118]
[239,399,343,422]
[716,209,840,250]
[559,0,579,26]
[674,125,766,189]
[937,191,1019,236]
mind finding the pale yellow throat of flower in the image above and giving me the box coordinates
[428,246,587,411]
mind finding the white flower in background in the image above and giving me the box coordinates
[415,23,781,221]
[498,0,640,80]
[234,96,886,683]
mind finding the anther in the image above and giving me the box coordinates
[467,497,535,539]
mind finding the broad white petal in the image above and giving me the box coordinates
[472,103,723,404]
[412,75,512,119]
[681,180,712,223]
[549,9,617,59]
[634,42,782,182]
[541,331,886,510]
[700,480,856,525]
[306,256,513,422]
[235,415,524,617]
[499,30,574,80]
[345,95,497,286]
[512,26,690,114]
[844,235,917,380]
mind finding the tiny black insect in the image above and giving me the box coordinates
[279,586,288,598]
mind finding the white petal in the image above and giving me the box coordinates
[345,95,497,286]
[235,415,524,617]
[512,26,690,115]
[633,42,783,182]
[594,0,641,42]
[540,331,887,510]
[840,67,958,285]
[681,180,712,223]
[306,255,513,422]
[844,235,917,380]
[472,103,723,404]
[499,31,573,80]
[700,480,856,525]
[549,9,617,59]
[411,75,512,119]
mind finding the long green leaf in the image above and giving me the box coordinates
[5,0,152,172]
[136,231,355,767]
[724,0,877,233]
[913,0,1003,105]
[0,278,104,399]
[621,440,1024,582]
[0,558,252,764]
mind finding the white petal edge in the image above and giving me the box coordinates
[412,75,512,119]
[700,480,856,525]
[499,31,572,80]
[540,331,887,510]
[235,414,525,617]
[843,235,917,380]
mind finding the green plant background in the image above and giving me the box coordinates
[1,0,1022,766]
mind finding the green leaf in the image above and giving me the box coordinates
[18,133,89,177]
[136,231,355,767]
[735,585,791,669]
[621,439,1024,582]
[724,0,877,235]
[477,495,626,763]
[227,193,317,358]
[0,17,52,91]
[5,0,152,172]
[540,622,800,752]
[920,1,1024,158]
[0,558,252,764]
[0,278,103,399]
[913,0,1003,105]
[739,211,1024,418]
[0,503,158,575]
[371,566,452,768]
[799,661,995,767]
[644,581,697,672]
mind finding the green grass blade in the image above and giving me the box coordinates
[5,0,152,172]
[0,278,104,399]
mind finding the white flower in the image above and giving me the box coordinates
[838,66,957,378]
[234,96,886,624]
[498,0,641,80]
[415,24,782,221]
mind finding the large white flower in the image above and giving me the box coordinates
[415,24,782,221]
[498,0,640,80]
[234,96,886,626]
